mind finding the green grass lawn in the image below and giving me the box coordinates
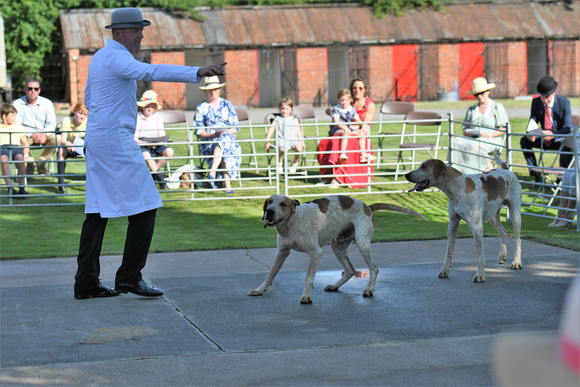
[1,112,578,260]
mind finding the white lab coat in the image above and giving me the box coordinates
[84,39,201,217]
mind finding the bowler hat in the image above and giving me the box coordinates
[105,7,151,29]
[537,76,558,96]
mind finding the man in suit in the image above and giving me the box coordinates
[521,76,574,182]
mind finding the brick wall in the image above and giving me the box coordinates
[151,51,186,109]
[506,42,527,96]
[296,47,327,106]
[438,44,459,93]
[368,46,392,106]
[224,50,259,107]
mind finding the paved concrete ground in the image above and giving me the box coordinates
[1,238,578,386]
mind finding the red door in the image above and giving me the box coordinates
[392,45,418,102]
[459,43,485,100]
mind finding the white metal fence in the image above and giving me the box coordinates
[1,114,578,230]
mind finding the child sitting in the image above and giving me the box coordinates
[0,103,30,198]
[265,97,306,174]
[330,89,370,163]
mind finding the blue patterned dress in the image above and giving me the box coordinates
[194,98,242,178]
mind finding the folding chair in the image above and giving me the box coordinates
[293,105,320,166]
[263,112,307,185]
[530,117,579,209]
[377,101,415,164]
[236,107,259,174]
[155,110,188,173]
[395,111,442,180]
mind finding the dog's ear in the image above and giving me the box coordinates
[291,199,300,214]
[432,159,447,180]
[262,197,270,220]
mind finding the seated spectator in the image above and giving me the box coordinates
[56,101,88,194]
[0,103,29,198]
[13,77,57,175]
[265,97,305,174]
[194,76,241,194]
[317,77,375,188]
[329,89,370,164]
[134,90,172,190]
[521,76,573,183]
[451,77,509,173]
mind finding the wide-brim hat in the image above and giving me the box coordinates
[105,7,151,29]
[492,276,580,387]
[137,90,161,109]
[537,75,558,96]
[199,76,226,90]
[467,77,496,95]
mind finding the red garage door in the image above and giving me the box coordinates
[392,45,418,102]
[459,43,485,100]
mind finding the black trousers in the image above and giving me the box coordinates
[74,209,157,292]
[520,136,573,175]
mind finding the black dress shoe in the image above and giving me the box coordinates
[75,283,120,299]
[115,280,164,297]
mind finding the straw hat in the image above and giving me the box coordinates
[537,75,558,96]
[105,7,151,29]
[137,90,161,109]
[199,76,226,90]
[492,276,580,386]
[467,77,496,95]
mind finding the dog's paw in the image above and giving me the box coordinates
[511,261,522,270]
[473,273,486,283]
[300,295,313,304]
[363,289,374,297]
[324,284,339,292]
[248,289,264,296]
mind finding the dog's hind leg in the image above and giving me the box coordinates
[489,210,508,265]
[248,248,291,296]
[440,215,460,279]
[325,239,356,292]
[508,201,522,270]
[357,241,379,297]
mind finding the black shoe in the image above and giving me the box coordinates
[75,283,120,299]
[115,280,164,297]
[8,187,28,200]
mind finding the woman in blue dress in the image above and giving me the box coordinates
[194,76,242,194]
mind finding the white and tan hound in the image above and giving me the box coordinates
[249,194,425,303]
[405,151,522,282]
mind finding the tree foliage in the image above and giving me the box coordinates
[0,0,441,100]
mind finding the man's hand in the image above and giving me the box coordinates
[198,62,227,78]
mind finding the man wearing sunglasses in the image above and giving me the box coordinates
[13,77,57,175]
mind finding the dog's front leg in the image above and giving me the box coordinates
[470,223,486,283]
[248,248,291,297]
[440,215,460,278]
[301,249,323,304]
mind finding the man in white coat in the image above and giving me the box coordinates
[74,7,226,299]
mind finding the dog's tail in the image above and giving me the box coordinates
[369,203,426,219]
[493,149,509,170]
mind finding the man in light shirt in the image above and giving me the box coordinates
[13,77,57,175]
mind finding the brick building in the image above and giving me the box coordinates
[60,2,580,110]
